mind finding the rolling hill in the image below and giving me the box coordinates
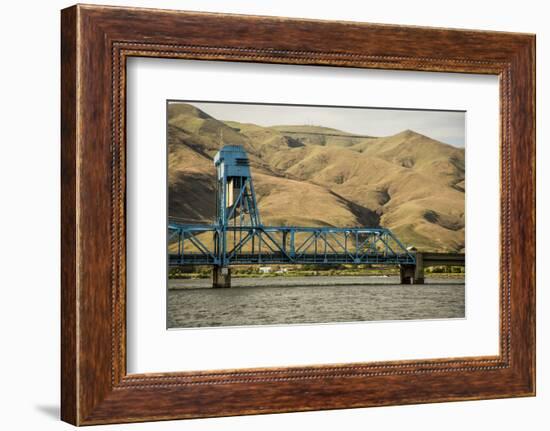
[167,103,465,252]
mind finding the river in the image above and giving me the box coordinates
[167,275,465,328]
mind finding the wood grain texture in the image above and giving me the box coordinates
[60,5,78,425]
[60,4,536,425]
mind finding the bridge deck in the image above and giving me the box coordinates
[422,253,465,266]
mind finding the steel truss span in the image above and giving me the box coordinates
[168,224,416,266]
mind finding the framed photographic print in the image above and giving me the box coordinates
[61,4,535,425]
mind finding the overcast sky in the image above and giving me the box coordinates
[174,101,465,147]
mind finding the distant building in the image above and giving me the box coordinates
[259,266,272,274]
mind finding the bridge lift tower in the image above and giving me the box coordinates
[212,145,261,287]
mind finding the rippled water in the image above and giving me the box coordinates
[167,276,465,329]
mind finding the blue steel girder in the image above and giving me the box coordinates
[168,223,415,267]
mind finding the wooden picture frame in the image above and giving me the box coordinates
[61,4,535,425]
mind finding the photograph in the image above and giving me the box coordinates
[167,101,466,328]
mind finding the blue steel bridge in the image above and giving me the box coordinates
[168,145,416,287]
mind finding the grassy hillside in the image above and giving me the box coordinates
[167,103,465,252]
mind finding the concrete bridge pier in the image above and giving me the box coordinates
[414,252,425,284]
[213,266,231,288]
[400,252,424,284]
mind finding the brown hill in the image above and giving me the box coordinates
[167,103,465,252]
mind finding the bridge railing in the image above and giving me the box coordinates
[168,223,415,266]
